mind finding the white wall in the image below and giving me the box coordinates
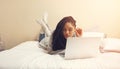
[0,0,120,49]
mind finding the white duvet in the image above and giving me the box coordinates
[0,41,120,69]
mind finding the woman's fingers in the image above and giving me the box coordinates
[75,30,80,37]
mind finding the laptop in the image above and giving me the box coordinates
[65,37,103,59]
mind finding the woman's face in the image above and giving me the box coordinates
[63,22,76,39]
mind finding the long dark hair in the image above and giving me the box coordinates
[52,16,76,51]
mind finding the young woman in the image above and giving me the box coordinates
[51,16,82,52]
[39,16,82,54]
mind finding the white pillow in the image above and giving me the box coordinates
[82,32,105,38]
[103,38,120,53]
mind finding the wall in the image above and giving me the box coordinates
[0,0,120,49]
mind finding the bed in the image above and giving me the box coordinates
[0,37,120,69]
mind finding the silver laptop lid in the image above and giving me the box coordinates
[65,37,102,59]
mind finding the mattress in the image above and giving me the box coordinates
[0,41,120,69]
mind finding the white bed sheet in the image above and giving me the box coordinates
[0,41,120,69]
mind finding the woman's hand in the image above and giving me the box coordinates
[99,46,104,53]
[75,28,82,37]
